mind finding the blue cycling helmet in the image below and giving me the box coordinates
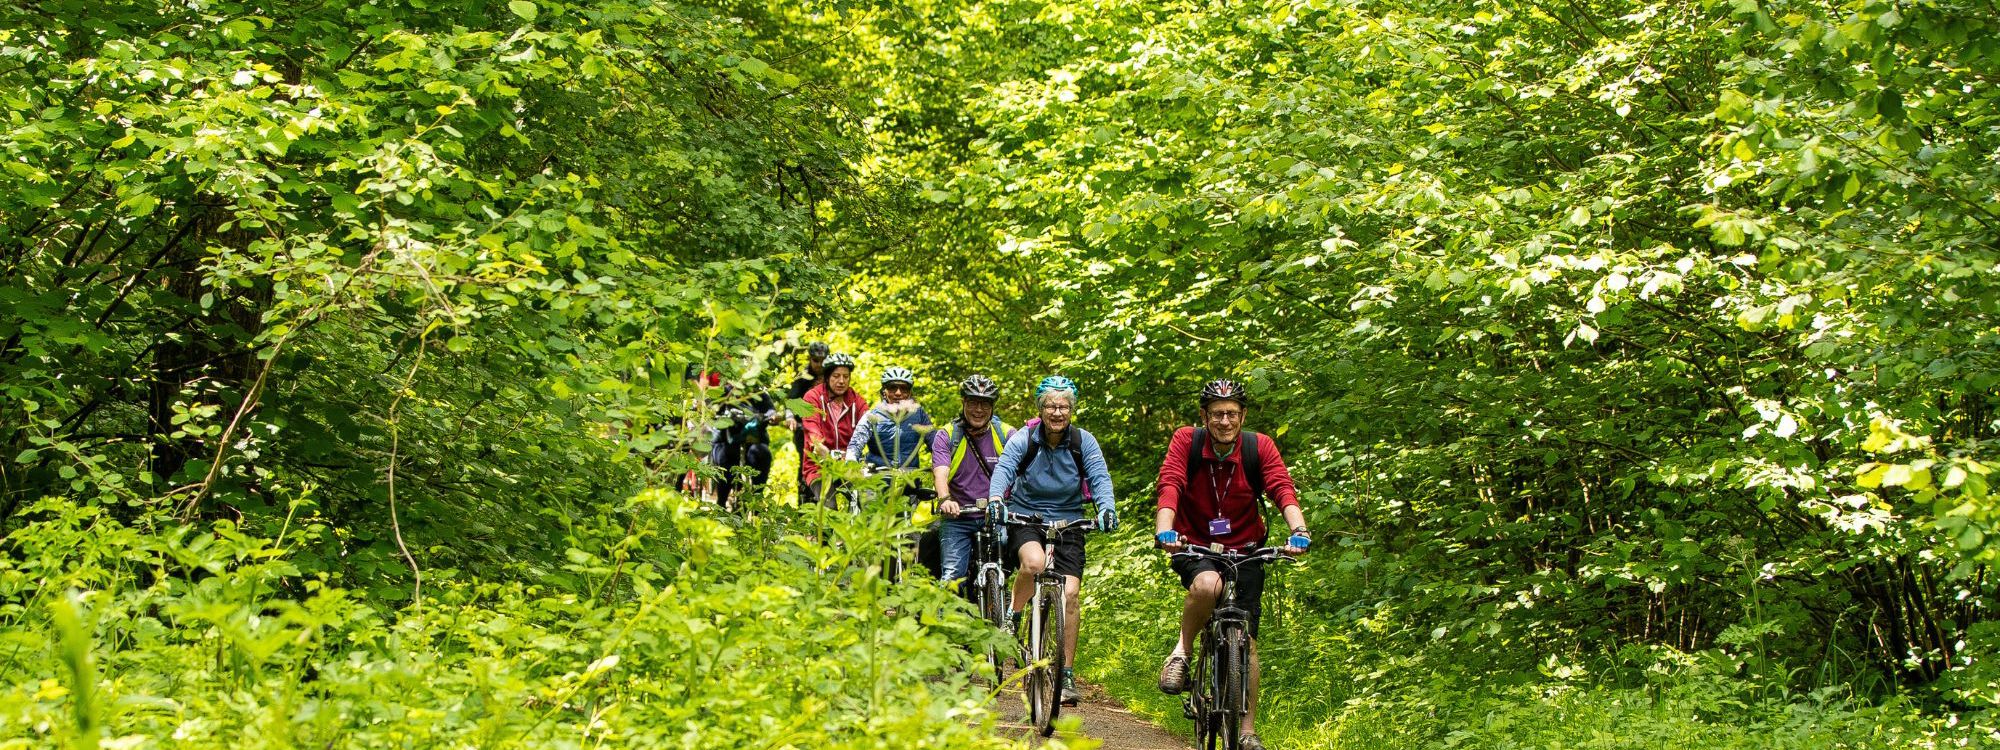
[1034,375,1079,400]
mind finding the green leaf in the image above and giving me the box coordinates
[509,0,538,21]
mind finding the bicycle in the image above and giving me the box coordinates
[964,499,1010,679]
[1173,544,1294,750]
[1003,511,1094,737]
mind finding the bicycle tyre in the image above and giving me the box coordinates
[1038,579,1066,736]
[1024,593,1055,734]
[1194,630,1218,750]
[980,567,1008,677]
[1219,625,1248,749]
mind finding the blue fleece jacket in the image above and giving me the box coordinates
[986,423,1114,520]
[843,402,935,471]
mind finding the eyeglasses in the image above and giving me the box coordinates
[1205,410,1244,421]
[1040,404,1073,414]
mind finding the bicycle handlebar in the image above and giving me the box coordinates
[1001,512,1097,534]
[1171,545,1296,565]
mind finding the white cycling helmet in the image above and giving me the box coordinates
[880,366,915,387]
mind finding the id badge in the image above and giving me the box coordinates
[1207,517,1233,536]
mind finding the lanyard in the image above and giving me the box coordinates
[1206,448,1237,505]
[965,432,996,482]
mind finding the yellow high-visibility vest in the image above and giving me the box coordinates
[947,420,1010,479]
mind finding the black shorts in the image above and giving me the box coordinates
[1006,523,1087,579]
[1173,556,1267,638]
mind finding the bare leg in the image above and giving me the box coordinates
[1011,542,1047,613]
[1062,575,1082,664]
[1175,571,1222,655]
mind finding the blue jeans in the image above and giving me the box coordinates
[937,516,986,582]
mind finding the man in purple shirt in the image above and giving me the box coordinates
[931,375,1013,585]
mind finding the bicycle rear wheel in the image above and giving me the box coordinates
[1036,580,1066,736]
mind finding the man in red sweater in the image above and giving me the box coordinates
[1152,379,1311,750]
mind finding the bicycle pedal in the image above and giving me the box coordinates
[1181,696,1197,720]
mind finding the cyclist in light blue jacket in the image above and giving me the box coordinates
[984,375,1117,706]
[843,366,936,474]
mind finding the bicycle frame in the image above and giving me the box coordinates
[971,506,1008,607]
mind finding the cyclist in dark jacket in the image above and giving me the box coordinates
[708,386,777,511]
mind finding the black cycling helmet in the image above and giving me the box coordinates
[959,374,1001,401]
[1198,379,1248,409]
[807,341,829,358]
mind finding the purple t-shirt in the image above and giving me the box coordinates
[931,421,1011,514]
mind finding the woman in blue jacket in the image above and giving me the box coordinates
[984,375,1117,707]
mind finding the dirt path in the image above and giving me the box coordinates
[993,682,1190,749]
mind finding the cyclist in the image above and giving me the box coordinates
[931,375,1013,587]
[800,352,867,507]
[843,365,936,465]
[985,375,1118,707]
[1152,379,1311,750]
[709,383,778,511]
[786,342,829,504]
[844,366,939,578]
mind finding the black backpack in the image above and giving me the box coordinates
[1179,428,1266,500]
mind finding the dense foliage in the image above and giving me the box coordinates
[0,0,1034,747]
[2,0,861,560]
[800,0,2000,745]
[9,0,2000,746]
[1,489,1015,748]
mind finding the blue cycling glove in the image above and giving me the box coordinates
[1095,505,1120,532]
[1288,533,1312,550]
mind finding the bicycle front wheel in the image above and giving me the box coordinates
[980,567,1008,677]
[1020,593,1049,732]
[1217,625,1249,749]
[1036,579,1067,736]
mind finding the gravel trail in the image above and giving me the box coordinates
[993,681,1191,749]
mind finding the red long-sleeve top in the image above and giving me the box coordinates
[800,383,868,484]
[1155,427,1299,549]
